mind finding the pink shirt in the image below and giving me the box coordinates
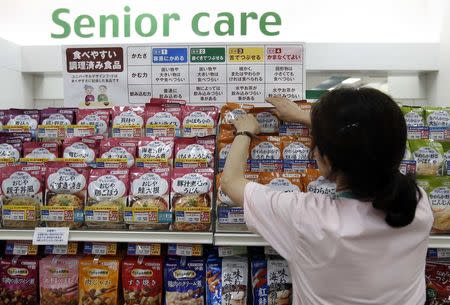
[244,182,433,305]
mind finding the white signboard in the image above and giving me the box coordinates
[62,43,304,106]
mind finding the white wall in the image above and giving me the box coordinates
[0,38,33,108]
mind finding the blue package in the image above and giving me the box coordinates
[165,256,205,305]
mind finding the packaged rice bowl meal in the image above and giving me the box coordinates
[175,136,215,168]
[145,102,182,137]
[250,136,282,172]
[425,260,450,305]
[425,106,450,127]
[220,103,253,125]
[99,138,137,168]
[181,105,219,137]
[85,168,129,229]
[63,137,100,163]
[401,106,425,127]
[137,137,175,167]
[164,256,205,305]
[171,168,213,232]
[0,256,39,305]
[0,137,22,162]
[39,255,79,305]
[126,167,171,230]
[44,161,89,228]
[5,109,40,133]
[417,176,450,233]
[79,257,120,305]
[410,140,445,176]
[76,109,111,136]
[249,107,280,134]
[206,255,249,305]
[1,164,44,228]
[40,108,74,126]
[23,142,59,161]
[112,106,145,138]
[259,172,304,192]
[122,256,164,305]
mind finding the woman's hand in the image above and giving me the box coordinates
[266,96,311,126]
[232,114,260,135]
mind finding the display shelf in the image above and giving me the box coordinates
[214,232,269,246]
[428,235,450,249]
[0,229,214,244]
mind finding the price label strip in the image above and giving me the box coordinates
[44,243,78,255]
[65,125,96,138]
[84,242,117,256]
[168,244,203,257]
[127,243,161,256]
[218,246,247,257]
[5,241,38,256]
[124,207,172,224]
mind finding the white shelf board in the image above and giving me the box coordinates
[0,229,213,244]
[214,233,269,246]
[428,235,450,249]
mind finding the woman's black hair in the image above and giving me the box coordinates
[311,87,421,228]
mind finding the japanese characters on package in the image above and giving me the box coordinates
[0,256,39,305]
[39,108,76,141]
[281,136,315,173]
[99,138,137,168]
[219,103,254,125]
[79,257,120,305]
[39,255,79,305]
[164,256,205,305]
[249,107,280,134]
[43,161,89,228]
[181,105,219,138]
[126,167,171,230]
[175,136,215,169]
[137,137,175,167]
[85,169,129,229]
[171,168,213,232]
[206,255,249,305]
[1,164,44,228]
[410,140,445,176]
[4,109,40,136]
[23,142,59,161]
[63,137,101,163]
[122,256,164,305]
[112,106,145,138]
[251,257,292,305]
[250,136,283,172]
[0,136,22,162]
[76,109,111,137]
[145,101,183,137]
[426,260,450,305]
[259,172,303,193]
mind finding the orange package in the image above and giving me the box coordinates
[220,102,254,125]
[79,256,120,305]
[217,126,251,172]
[250,136,282,172]
[281,136,316,172]
[259,172,304,192]
[249,107,280,134]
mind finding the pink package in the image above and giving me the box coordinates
[0,137,22,161]
[0,132,32,142]
[137,137,175,165]
[112,106,144,138]
[181,105,219,137]
[99,138,137,167]
[145,103,183,137]
[5,109,40,130]
[23,142,59,160]
[63,137,100,162]
[0,256,39,304]
[76,108,111,136]
[40,108,74,125]
[174,136,215,168]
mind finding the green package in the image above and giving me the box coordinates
[424,106,450,127]
[401,106,425,127]
[417,176,450,232]
[410,140,445,176]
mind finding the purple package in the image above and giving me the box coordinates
[0,131,32,142]
[40,108,75,125]
[0,137,22,161]
[5,109,40,130]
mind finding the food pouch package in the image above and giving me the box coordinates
[279,100,311,137]
[251,257,292,305]
[171,168,213,232]
[85,168,129,229]
[79,256,120,305]
[250,136,282,172]
[63,137,100,163]
[137,137,174,167]
[206,255,249,305]
[216,172,259,232]
[145,102,182,137]
[0,131,32,143]
[442,141,450,174]
[39,255,80,305]
[122,256,164,305]
[0,137,22,162]
[44,161,89,228]
[417,176,450,233]
[126,166,171,230]
[99,138,137,168]
[5,109,40,136]
[402,106,425,127]
[182,105,219,137]
[425,107,450,127]
[410,140,445,176]
[220,103,254,125]
[281,136,315,172]
[0,256,39,305]
[249,107,280,134]
[76,108,111,137]
[40,108,74,125]
[175,136,215,168]
[259,172,303,192]
[112,106,145,138]
[164,256,205,305]
[1,164,43,228]
[23,142,59,161]
[425,260,450,305]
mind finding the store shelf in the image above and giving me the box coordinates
[428,235,450,249]
[214,233,269,246]
[0,229,214,244]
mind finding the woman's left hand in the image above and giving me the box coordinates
[232,114,260,135]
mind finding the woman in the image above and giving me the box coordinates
[221,88,433,305]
